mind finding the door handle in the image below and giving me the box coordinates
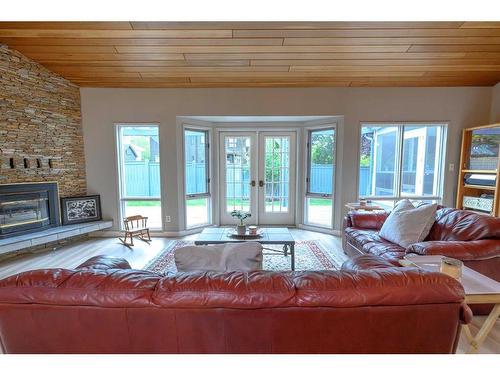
[259,180,264,187]
[250,180,256,187]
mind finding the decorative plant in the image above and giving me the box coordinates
[231,210,251,226]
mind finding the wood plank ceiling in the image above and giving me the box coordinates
[0,21,499,87]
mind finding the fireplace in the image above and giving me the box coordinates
[0,182,60,239]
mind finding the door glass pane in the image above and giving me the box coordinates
[309,129,335,195]
[402,125,443,197]
[124,201,162,229]
[306,197,332,227]
[359,126,398,197]
[184,129,208,195]
[120,126,160,198]
[264,136,290,212]
[225,136,251,213]
[118,125,162,230]
[186,197,209,227]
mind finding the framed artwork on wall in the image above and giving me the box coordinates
[60,195,102,225]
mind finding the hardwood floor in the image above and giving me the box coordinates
[0,228,497,354]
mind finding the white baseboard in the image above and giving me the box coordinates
[297,224,341,237]
[90,228,201,238]
[91,225,341,238]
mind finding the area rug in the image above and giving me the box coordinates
[143,240,346,274]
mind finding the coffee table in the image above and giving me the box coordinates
[195,227,296,270]
[403,255,500,354]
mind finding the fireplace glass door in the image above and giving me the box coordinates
[0,192,50,236]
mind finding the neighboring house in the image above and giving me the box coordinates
[150,138,160,162]
[124,144,145,161]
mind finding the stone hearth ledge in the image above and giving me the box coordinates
[0,221,113,255]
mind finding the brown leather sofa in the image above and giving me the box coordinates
[0,255,470,354]
[343,207,500,283]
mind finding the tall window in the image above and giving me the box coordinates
[184,129,210,228]
[359,123,446,209]
[117,125,162,229]
[305,127,336,228]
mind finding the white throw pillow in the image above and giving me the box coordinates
[174,242,263,272]
[379,200,437,248]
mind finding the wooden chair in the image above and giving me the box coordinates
[120,215,151,247]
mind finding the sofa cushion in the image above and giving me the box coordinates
[293,268,465,308]
[426,207,500,241]
[341,254,399,271]
[362,241,406,261]
[379,200,437,248]
[0,268,160,307]
[152,270,295,308]
[348,211,390,230]
[344,227,382,249]
[407,239,500,261]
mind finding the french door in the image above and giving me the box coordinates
[219,131,296,225]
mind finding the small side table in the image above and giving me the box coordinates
[345,202,384,211]
[403,255,500,354]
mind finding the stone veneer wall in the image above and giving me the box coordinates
[0,44,86,197]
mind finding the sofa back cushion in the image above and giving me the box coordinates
[0,265,464,310]
[425,207,500,241]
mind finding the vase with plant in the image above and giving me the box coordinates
[231,210,251,235]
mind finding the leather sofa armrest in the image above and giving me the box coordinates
[76,256,131,270]
[341,254,399,272]
[406,240,500,261]
[344,211,389,230]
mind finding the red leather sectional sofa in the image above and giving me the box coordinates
[0,255,470,354]
[343,207,500,283]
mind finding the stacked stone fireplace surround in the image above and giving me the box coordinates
[0,44,88,259]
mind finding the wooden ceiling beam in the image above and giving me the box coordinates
[129,21,467,30]
[184,52,468,60]
[0,37,285,46]
[114,45,411,53]
[0,29,233,38]
[234,29,500,38]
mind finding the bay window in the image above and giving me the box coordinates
[305,127,336,228]
[184,128,211,228]
[359,123,446,209]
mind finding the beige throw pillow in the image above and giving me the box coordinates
[174,242,263,272]
[379,200,437,248]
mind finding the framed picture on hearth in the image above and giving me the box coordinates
[60,195,102,225]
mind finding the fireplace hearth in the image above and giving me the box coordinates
[0,182,60,239]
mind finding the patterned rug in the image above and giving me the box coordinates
[143,240,346,273]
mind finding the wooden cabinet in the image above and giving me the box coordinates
[456,123,500,217]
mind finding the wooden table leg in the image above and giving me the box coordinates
[290,243,295,271]
[463,304,500,354]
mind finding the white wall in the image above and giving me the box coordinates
[80,87,492,233]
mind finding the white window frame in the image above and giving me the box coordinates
[115,123,163,230]
[182,124,213,229]
[358,122,448,205]
[303,124,337,229]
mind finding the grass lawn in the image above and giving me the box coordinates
[126,201,161,207]
[186,198,208,206]
[308,198,333,206]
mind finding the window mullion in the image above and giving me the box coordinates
[395,124,404,199]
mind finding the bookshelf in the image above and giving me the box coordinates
[456,123,500,217]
